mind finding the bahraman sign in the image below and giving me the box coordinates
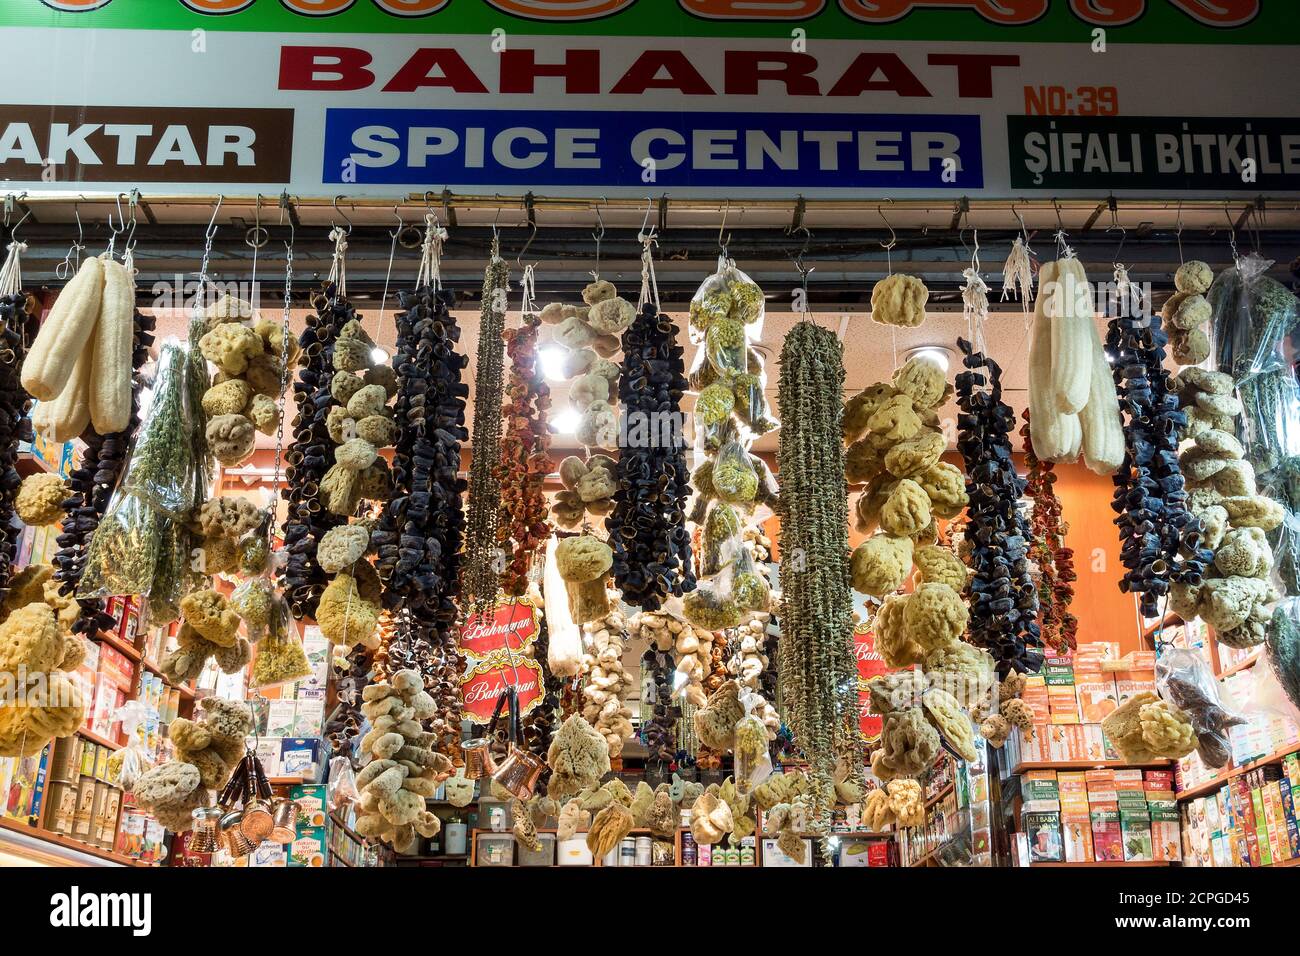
[458,597,544,724]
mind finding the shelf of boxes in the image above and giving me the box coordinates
[899,749,992,867]
[1179,751,1300,867]
[1000,641,1184,866]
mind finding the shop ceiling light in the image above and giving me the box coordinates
[905,345,952,374]
[550,407,581,435]
[370,346,389,364]
[538,343,567,381]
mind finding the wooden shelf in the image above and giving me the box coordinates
[0,815,150,867]
[76,726,121,750]
[1175,746,1300,801]
[1218,652,1262,679]
[925,782,954,810]
[95,629,142,662]
[1030,860,1171,868]
[1141,613,1184,642]
[1012,759,1171,774]
[16,452,51,477]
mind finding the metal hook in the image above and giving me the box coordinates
[877,202,897,251]
[790,225,814,293]
[1224,202,1239,260]
[591,198,606,279]
[1106,196,1126,264]
[396,204,422,249]
[638,196,655,242]
[331,195,353,234]
[1010,202,1029,240]
[514,219,538,268]
[56,204,85,280]
[6,205,31,244]
[718,200,732,255]
[245,193,269,251]
[1052,198,1065,234]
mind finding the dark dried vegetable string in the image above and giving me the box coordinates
[279,238,351,619]
[776,321,856,838]
[608,239,695,609]
[374,218,469,746]
[0,240,39,602]
[1105,301,1208,617]
[461,244,509,617]
[955,337,1043,677]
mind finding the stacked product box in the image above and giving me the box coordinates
[1020,770,1062,863]
[114,793,166,864]
[1058,771,1093,862]
[1044,656,1079,725]
[1146,770,1181,862]
[1180,755,1299,867]
[90,640,136,745]
[290,783,328,867]
[0,745,50,824]
[1086,769,1122,861]
[1116,769,1153,862]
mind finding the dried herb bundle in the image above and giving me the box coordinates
[776,321,856,832]
[461,253,509,615]
[280,284,349,619]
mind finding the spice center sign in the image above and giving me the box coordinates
[458,597,544,724]
[2,2,1297,197]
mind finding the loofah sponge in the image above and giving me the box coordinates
[546,714,611,799]
[15,473,70,527]
[868,394,923,442]
[201,379,253,418]
[850,534,913,597]
[892,356,947,409]
[916,461,968,518]
[316,574,380,647]
[0,602,63,674]
[693,680,744,752]
[1138,697,1197,759]
[872,706,940,780]
[922,688,978,761]
[870,273,929,328]
[587,296,637,335]
[884,428,946,479]
[913,545,967,590]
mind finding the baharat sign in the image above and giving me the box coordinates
[458,596,545,724]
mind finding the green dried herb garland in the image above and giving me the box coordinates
[776,321,858,837]
[461,249,510,617]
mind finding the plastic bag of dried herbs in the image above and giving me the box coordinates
[251,593,310,688]
[687,256,766,345]
[1265,596,1300,717]
[77,341,208,603]
[1210,254,1300,593]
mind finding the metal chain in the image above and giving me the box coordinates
[268,223,294,547]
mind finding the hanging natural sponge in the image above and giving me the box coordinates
[870,273,929,328]
[316,524,371,574]
[879,478,931,536]
[873,592,922,667]
[902,582,968,652]
[1101,691,1196,763]
[206,414,257,466]
[871,706,940,781]
[693,679,744,752]
[179,590,241,648]
[850,534,913,597]
[913,545,967,590]
[892,355,948,409]
[15,473,70,527]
